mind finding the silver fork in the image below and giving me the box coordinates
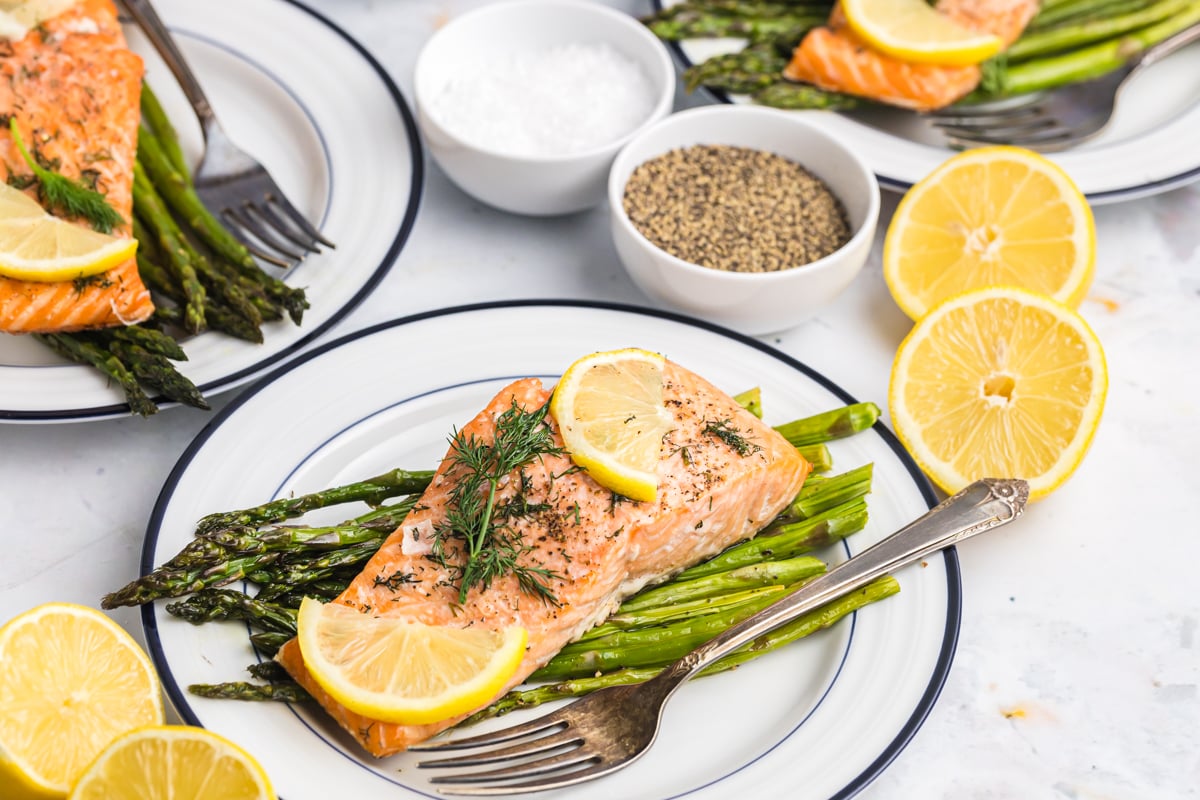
[120,0,334,267]
[412,477,1030,796]
[930,20,1200,152]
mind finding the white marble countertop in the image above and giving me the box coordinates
[2,2,1198,798]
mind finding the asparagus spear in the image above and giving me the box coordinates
[166,589,298,634]
[101,551,282,608]
[796,442,833,473]
[615,555,826,613]
[1029,0,1158,30]
[189,681,312,702]
[35,333,158,416]
[104,338,208,410]
[581,585,791,641]
[1007,0,1192,61]
[249,631,291,657]
[465,576,899,724]
[733,386,763,418]
[753,81,862,110]
[774,402,881,447]
[140,83,190,177]
[105,324,187,361]
[194,469,435,534]
[133,164,206,333]
[647,11,824,42]
[683,44,788,93]
[778,463,873,521]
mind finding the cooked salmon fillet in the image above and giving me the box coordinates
[784,0,1038,111]
[277,360,810,757]
[0,0,150,334]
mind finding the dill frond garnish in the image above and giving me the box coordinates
[432,399,564,604]
[703,419,762,456]
[8,118,123,233]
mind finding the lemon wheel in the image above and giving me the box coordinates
[889,286,1107,499]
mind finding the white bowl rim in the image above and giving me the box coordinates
[607,104,882,284]
[413,0,676,166]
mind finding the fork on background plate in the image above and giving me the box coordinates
[930,20,1200,152]
[411,478,1030,796]
[119,0,334,268]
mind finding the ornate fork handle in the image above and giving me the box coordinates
[657,478,1029,689]
[119,0,217,132]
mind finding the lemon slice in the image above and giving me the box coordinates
[297,598,528,725]
[0,184,136,283]
[889,286,1107,500]
[0,603,164,800]
[842,0,1003,65]
[69,725,274,800]
[884,146,1095,320]
[549,348,675,503]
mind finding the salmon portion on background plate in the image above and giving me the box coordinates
[277,359,811,757]
[784,0,1040,111]
[0,0,152,334]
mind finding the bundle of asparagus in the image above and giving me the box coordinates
[35,84,310,416]
[649,0,1200,107]
[104,401,897,723]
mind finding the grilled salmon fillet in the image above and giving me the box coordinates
[277,360,810,757]
[0,0,151,333]
[784,0,1038,111]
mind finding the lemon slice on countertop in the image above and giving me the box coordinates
[0,184,136,283]
[68,726,274,800]
[297,598,528,726]
[889,285,1107,500]
[841,0,1004,65]
[883,146,1096,320]
[0,602,164,800]
[550,348,676,503]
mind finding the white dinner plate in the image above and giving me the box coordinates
[0,0,422,422]
[141,301,958,800]
[657,1,1200,202]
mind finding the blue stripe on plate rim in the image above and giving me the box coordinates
[649,0,1200,203]
[0,0,424,422]
[140,299,960,800]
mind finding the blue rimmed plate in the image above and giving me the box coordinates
[141,301,957,800]
[655,0,1200,203]
[0,0,422,422]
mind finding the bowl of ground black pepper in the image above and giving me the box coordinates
[608,105,880,335]
[414,0,674,216]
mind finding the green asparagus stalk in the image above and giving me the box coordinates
[104,338,208,410]
[1007,0,1191,61]
[247,661,293,682]
[774,402,881,447]
[166,589,298,634]
[140,84,190,178]
[194,469,435,535]
[733,386,763,418]
[133,164,206,333]
[647,12,824,42]
[35,333,157,417]
[466,576,898,725]
[616,555,826,613]
[249,631,291,657]
[137,123,259,272]
[647,2,832,21]
[753,81,861,110]
[101,551,283,608]
[105,324,187,361]
[796,442,833,473]
[189,681,312,702]
[582,584,792,640]
[683,44,788,93]
[1029,0,1158,30]
[778,463,873,521]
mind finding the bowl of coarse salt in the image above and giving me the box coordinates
[413,0,674,216]
[608,105,881,336]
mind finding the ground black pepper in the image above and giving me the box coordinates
[622,144,852,273]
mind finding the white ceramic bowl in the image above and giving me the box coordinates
[608,105,881,335]
[413,0,675,216]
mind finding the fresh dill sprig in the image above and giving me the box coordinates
[703,419,762,456]
[8,118,124,233]
[432,399,564,604]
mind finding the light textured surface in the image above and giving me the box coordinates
[0,2,1198,798]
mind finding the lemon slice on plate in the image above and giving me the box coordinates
[884,146,1096,320]
[0,603,164,800]
[69,726,274,800]
[550,348,675,503]
[889,286,1107,500]
[0,184,136,283]
[842,0,1003,65]
[297,598,528,725]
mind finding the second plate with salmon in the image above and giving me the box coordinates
[140,301,958,800]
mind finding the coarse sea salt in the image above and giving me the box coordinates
[428,42,657,157]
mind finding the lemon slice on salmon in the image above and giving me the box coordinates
[0,184,136,283]
[0,603,164,800]
[297,598,528,725]
[889,286,1107,499]
[883,146,1096,320]
[842,0,1003,66]
[68,726,274,800]
[550,348,675,503]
